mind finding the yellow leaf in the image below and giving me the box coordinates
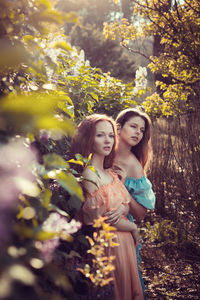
[56,171,84,201]
[53,41,72,52]
[87,236,95,246]
[35,231,56,240]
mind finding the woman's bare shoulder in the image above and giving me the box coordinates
[82,168,99,194]
[114,153,144,178]
[127,154,144,178]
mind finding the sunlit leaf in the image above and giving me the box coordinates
[36,0,52,9]
[43,153,69,170]
[53,41,72,52]
[0,93,57,115]
[37,116,75,136]
[49,204,70,218]
[35,230,56,240]
[87,236,95,246]
[57,96,74,118]
[23,35,35,42]
[40,188,52,208]
[90,92,99,101]
[56,171,84,201]
[67,158,84,166]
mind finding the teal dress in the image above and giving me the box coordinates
[125,176,156,298]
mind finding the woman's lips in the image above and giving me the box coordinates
[131,136,139,142]
[104,146,111,151]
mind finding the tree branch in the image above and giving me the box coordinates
[122,44,153,62]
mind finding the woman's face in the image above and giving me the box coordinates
[93,121,115,156]
[119,116,145,147]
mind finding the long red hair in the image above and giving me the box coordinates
[70,114,118,172]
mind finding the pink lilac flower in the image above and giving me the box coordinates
[37,238,60,262]
[42,212,82,236]
[39,212,81,262]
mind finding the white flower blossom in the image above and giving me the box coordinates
[38,212,82,262]
[42,212,81,237]
[132,66,148,96]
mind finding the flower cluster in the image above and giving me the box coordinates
[42,212,81,237]
[132,66,148,96]
[37,212,81,262]
[43,34,90,80]
[78,216,118,287]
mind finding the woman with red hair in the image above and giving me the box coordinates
[70,114,143,300]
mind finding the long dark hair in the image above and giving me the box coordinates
[116,108,152,170]
[70,114,117,172]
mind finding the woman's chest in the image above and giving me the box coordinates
[97,170,113,187]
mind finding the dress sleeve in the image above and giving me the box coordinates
[125,176,156,210]
[81,190,108,225]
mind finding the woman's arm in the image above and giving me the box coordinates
[104,204,129,224]
[114,218,139,246]
[129,198,147,222]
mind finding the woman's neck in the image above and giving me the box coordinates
[116,138,132,159]
[91,154,105,172]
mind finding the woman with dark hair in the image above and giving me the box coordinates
[106,108,156,298]
[70,114,143,300]
[114,107,155,218]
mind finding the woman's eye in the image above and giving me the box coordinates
[96,134,103,137]
[109,135,114,138]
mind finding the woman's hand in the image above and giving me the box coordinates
[131,225,140,247]
[103,204,128,225]
[112,165,126,183]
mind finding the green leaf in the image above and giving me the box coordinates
[23,35,35,42]
[75,153,85,161]
[53,41,72,52]
[43,153,69,170]
[56,171,84,201]
[49,204,70,218]
[90,92,99,101]
[37,0,52,9]
[35,230,56,241]
[57,98,74,118]
[67,159,84,166]
[0,93,57,115]
[41,189,52,208]
[37,116,75,136]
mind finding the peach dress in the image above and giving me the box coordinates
[82,170,143,300]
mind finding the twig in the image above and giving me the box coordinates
[122,44,153,62]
